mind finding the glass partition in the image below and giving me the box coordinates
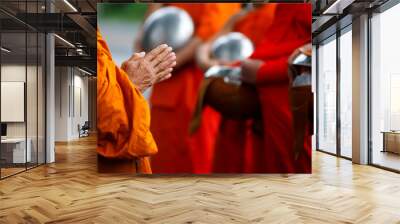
[0,1,46,179]
[1,30,28,177]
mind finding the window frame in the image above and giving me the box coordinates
[315,23,353,160]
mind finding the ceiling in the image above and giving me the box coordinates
[0,0,97,73]
[312,0,391,42]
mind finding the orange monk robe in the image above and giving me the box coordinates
[97,30,157,174]
[212,4,277,173]
[150,3,241,174]
[249,4,312,173]
[234,4,277,47]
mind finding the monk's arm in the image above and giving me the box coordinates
[250,40,311,85]
[174,37,202,70]
[256,56,291,85]
[204,11,244,44]
[97,31,157,159]
[196,11,246,70]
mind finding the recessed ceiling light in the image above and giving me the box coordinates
[54,34,75,48]
[1,47,11,53]
[323,0,354,15]
[78,67,92,76]
[63,0,78,12]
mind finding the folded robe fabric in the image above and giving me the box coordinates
[212,3,312,173]
[250,4,312,173]
[189,78,214,135]
[288,85,313,174]
[211,4,277,173]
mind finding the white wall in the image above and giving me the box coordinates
[1,63,46,164]
[54,67,89,141]
[1,65,39,138]
[72,73,89,138]
[1,65,26,140]
[55,66,70,141]
[1,66,25,132]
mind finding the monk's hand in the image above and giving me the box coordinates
[121,52,153,92]
[240,59,263,84]
[144,44,176,83]
[121,44,176,92]
[196,43,220,71]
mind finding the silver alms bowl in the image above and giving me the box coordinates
[205,65,242,85]
[211,32,254,62]
[142,6,194,52]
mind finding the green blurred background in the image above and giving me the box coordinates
[98,3,151,99]
[98,3,148,66]
[98,4,147,22]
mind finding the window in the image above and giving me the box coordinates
[317,36,337,154]
[370,3,400,171]
[339,28,352,158]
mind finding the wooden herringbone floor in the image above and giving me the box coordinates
[1,135,400,224]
